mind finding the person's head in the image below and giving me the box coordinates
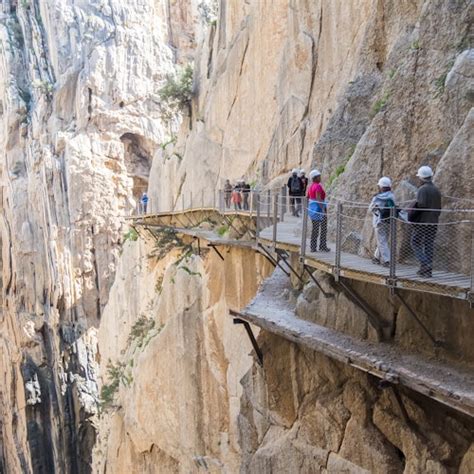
[309,169,321,183]
[291,168,298,177]
[416,165,433,183]
[299,169,306,178]
[377,176,392,191]
[225,179,230,184]
[142,192,147,196]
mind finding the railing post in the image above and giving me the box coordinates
[249,191,254,218]
[470,222,474,307]
[182,193,184,212]
[267,189,271,218]
[272,193,278,248]
[213,189,216,210]
[190,191,193,210]
[256,192,261,239]
[280,186,285,222]
[335,201,343,281]
[301,197,308,260]
[389,206,397,290]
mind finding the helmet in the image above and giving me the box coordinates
[309,169,321,179]
[299,169,306,175]
[378,177,392,188]
[291,168,299,174]
[417,166,433,179]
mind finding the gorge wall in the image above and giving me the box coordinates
[0,0,473,473]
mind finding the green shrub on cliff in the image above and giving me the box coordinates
[158,64,194,114]
[100,360,133,410]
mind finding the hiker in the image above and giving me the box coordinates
[307,169,330,252]
[287,168,304,217]
[408,166,441,277]
[300,169,309,195]
[369,177,396,267]
[231,183,242,210]
[242,180,251,210]
[224,179,232,208]
[140,192,149,214]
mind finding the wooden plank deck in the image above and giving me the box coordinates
[238,269,474,418]
[259,217,472,300]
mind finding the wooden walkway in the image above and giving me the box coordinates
[259,216,472,301]
[131,209,472,301]
[237,269,474,418]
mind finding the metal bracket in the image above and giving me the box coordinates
[208,243,225,261]
[395,291,442,347]
[232,316,263,366]
[302,265,334,298]
[338,279,389,341]
[257,243,290,277]
[274,248,305,283]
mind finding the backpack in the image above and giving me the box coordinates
[290,176,303,195]
[379,197,397,220]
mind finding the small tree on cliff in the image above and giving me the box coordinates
[158,64,194,121]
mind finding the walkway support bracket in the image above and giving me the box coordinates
[230,311,263,366]
[395,291,442,347]
[302,265,334,299]
[337,279,388,341]
[257,243,290,277]
[208,243,225,261]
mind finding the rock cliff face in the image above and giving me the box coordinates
[1,0,473,472]
[0,0,202,471]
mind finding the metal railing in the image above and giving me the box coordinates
[132,188,474,300]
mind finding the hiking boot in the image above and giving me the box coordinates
[319,247,331,252]
[372,258,381,265]
[382,261,390,268]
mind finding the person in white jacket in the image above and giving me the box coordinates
[369,177,396,267]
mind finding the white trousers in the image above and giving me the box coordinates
[374,222,390,263]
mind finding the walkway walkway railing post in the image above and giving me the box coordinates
[272,193,278,248]
[470,222,474,307]
[389,207,397,289]
[190,191,193,210]
[256,192,261,238]
[335,201,343,282]
[182,193,184,212]
[267,190,271,218]
[301,197,308,260]
[280,186,286,222]
[201,189,204,210]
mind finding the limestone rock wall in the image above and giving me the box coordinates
[149,0,472,209]
[0,0,202,471]
[94,236,273,473]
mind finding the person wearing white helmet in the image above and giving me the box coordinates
[307,169,330,252]
[299,169,309,195]
[408,165,442,277]
[369,177,397,267]
[287,168,304,217]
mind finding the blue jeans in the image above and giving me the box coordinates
[411,225,437,270]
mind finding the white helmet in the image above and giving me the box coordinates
[417,166,433,179]
[309,169,321,179]
[291,168,299,174]
[299,169,306,176]
[378,177,392,188]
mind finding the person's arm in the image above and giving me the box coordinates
[416,186,429,209]
[287,177,291,189]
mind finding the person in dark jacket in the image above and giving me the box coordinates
[408,166,441,277]
[287,168,304,217]
[242,181,251,210]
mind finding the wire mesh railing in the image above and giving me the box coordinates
[131,187,474,300]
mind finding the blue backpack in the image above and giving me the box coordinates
[309,200,325,222]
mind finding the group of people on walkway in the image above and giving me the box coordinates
[292,165,441,278]
[224,179,251,210]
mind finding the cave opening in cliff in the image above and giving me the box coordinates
[120,133,153,202]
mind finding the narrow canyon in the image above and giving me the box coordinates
[0,0,473,473]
